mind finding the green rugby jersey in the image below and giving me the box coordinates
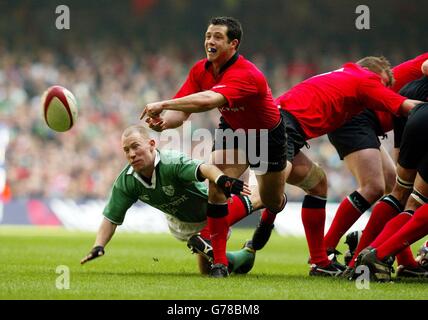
[103,149,208,225]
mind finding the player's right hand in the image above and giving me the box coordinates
[216,175,251,198]
[80,246,105,265]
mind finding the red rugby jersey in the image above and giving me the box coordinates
[174,54,280,130]
[375,53,428,133]
[276,63,405,140]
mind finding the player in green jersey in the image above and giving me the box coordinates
[80,124,262,274]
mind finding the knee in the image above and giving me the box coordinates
[295,163,327,197]
[361,180,385,202]
[261,193,286,213]
[310,173,328,196]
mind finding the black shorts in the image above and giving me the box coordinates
[398,102,428,182]
[281,109,308,162]
[327,109,385,160]
[393,75,428,148]
[212,113,287,173]
[399,75,428,101]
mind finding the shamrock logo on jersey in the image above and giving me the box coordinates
[141,194,150,202]
[162,185,175,196]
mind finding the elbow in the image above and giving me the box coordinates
[398,102,410,117]
[195,98,220,112]
[197,91,225,111]
[422,60,428,76]
[400,100,419,116]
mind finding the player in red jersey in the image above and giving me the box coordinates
[346,67,428,280]
[141,17,289,278]
[354,95,428,281]
[324,54,428,272]
[262,57,422,276]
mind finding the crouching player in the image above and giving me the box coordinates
[80,125,260,275]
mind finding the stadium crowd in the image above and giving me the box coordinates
[2,40,409,202]
[1,0,424,203]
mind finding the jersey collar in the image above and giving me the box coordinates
[126,150,160,189]
[204,52,239,74]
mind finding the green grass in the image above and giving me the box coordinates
[1,226,428,300]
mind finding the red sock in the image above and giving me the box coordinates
[349,198,400,267]
[227,195,250,226]
[260,194,286,225]
[369,212,418,267]
[207,203,229,266]
[302,195,330,266]
[377,205,428,260]
[370,212,412,248]
[260,208,276,225]
[396,246,419,268]
[200,195,250,238]
[207,216,228,265]
[324,197,365,250]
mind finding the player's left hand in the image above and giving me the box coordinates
[140,102,164,120]
[216,175,251,198]
[80,246,105,265]
[145,116,166,132]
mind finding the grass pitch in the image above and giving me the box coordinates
[1,226,428,300]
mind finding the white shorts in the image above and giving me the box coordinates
[165,214,207,241]
[164,214,232,242]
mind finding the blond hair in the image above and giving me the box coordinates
[356,56,395,87]
[122,124,151,139]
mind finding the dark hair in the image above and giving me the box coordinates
[209,16,242,49]
[356,56,395,87]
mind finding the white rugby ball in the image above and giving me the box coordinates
[41,85,78,132]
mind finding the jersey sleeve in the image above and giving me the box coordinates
[103,181,139,225]
[358,77,406,115]
[210,73,260,109]
[173,153,204,183]
[392,53,428,92]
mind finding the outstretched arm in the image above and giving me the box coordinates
[80,218,117,264]
[145,110,191,131]
[140,90,226,119]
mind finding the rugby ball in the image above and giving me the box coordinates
[41,86,78,132]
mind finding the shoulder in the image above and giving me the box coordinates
[345,63,382,83]
[228,55,266,83]
[190,59,208,74]
[159,149,186,163]
[111,164,140,194]
[160,149,203,168]
[114,164,133,185]
[237,56,262,74]
[343,62,365,74]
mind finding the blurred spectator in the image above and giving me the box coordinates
[1,0,425,202]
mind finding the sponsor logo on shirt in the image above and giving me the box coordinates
[212,84,226,89]
[219,105,245,112]
[158,195,190,214]
[162,185,175,196]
